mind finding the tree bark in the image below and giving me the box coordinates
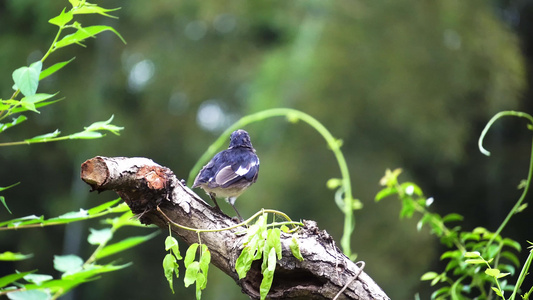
[80,156,390,300]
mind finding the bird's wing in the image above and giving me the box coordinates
[214,157,259,188]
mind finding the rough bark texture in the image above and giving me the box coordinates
[80,156,390,300]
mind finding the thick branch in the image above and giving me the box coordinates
[80,156,390,300]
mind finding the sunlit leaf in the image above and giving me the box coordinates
[374,186,397,202]
[54,25,126,49]
[83,115,124,135]
[72,4,120,18]
[290,236,304,261]
[24,130,61,143]
[68,131,103,139]
[420,271,438,281]
[465,259,486,264]
[0,270,36,289]
[87,198,121,215]
[12,61,42,97]
[442,213,463,223]
[163,253,178,293]
[48,8,73,27]
[491,287,503,297]
[88,228,113,245]
[6,289,50,300]
[40,58,75,80]
[0,251,33,261]
[485,268,501,277]
[464,251,481,258]
[184,261,199,287]
[23,273,53,285]
[96,231,158,259]
[10,99,62,114]
[235,247,254,279]
[184,243,200,268]
[54,255,83,274]
[259,248,276,300]
[0,215,44,228]
[165,236,182,260]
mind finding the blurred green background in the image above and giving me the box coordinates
[1,0,532,299]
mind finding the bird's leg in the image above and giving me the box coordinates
[209,193,222,211]
[228,197,244,222]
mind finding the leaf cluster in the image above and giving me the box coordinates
[0,199,158,300]
[234,213,303,300]
[0,0,124,148]
[376,168,532,300]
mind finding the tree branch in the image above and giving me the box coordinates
[80,156,390,300]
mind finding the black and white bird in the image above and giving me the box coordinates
[192,129,260,220]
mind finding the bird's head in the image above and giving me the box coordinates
[229,129,253,149]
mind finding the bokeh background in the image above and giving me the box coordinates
[1,0,532,299]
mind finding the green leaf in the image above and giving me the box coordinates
[6,289,51,300]
[0,251,33,261]
[1,196,12,214]
[501,251,520,267]
[0,215,43,228]
[374,186,397,202]
[23,274,54,285]
[502,238,522,252]
[491,287,503,297]
[87,198,122,215]
[259,248,277,300]
[96,231,158,259]
[163,253,178,293]
[0,182,20,192]
[0,116,27,133]
[485,268,501,277]
[0,270,36,289]
[39,58,75,80]
[420,271,438,281]
[267,228,282,260]
[464,251,481,258]
[72,4,120,18]
[48,8,73,27]
[290,236,304,261]
[235,247,254,279]
[165,236,182,260]
[184,261,199,287]
[54,25,126,49]
[10,99,62,114]
[83,115,124,135]
[442,213,464,223]
[54,255,83,274]
[69,131,103,139]
[24,130,61,143]
[88,228,113,245]
[184,243,200,268]
[465,259,486,265]
[12,61,42,97]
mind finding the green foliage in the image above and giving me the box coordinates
[0,0,124,148]
[233,212,302,300]
[0,199,156,299]
[163,234,182,294]
[159,206,303,300]
[183,243,210,300]
[376,111,533,300]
